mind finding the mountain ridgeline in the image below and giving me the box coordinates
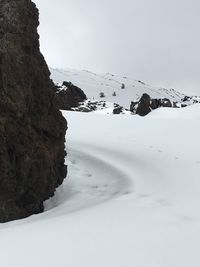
[51,68,200,115]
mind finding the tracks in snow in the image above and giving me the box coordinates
[43,141,132,218]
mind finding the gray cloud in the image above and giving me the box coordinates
[33,0,200,94]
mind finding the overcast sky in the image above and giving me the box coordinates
[33,0,200,94]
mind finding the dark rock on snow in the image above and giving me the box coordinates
[136,93,152,116]
[130,101,138,113]
[131,93,172,116]
[0,0,67,222]
[73,100,105,112]
[113,104,123,114]
[151,98,172,109]
[182,96,191,102]
[180,95,200,107]
[55,81,87,110]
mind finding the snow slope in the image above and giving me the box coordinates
[0,104,200,267]
[50,68,184,108]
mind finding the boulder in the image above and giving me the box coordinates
[136,93,151,116]
[0,0,67,222]
[113,104,123,114]
[55,81,87,110]
[134,94,172,116]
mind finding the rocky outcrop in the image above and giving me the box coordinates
[72,99,127,114]
[130,93,173,116]
[180,95,200,107]
[136,93,152,116]
[73,99,106,112]
[0,0,67,222]
[54,81,87,110]
[113,104,123,114]
[151,98,172,109]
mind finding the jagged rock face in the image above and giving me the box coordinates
[0,0,67,222]
[55,81,87,110]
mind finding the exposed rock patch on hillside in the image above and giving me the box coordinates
[179,95,200,107]
[0,0,67,222]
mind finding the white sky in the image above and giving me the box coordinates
[33,0,200,94]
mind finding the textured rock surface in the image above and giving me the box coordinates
[136,93,152,116]
[55,81,87,110]
[0,0,67,222]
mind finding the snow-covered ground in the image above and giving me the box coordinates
[51,68,184,108]
[0,104,200,267]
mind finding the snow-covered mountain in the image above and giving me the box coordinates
[50,68,185,109]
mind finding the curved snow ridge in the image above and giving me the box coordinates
[43,141,132,218]
[0,141,133,229]
[43,139,165,221]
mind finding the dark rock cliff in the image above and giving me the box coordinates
[0,0,67,222]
